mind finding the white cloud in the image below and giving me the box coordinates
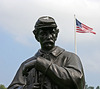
[0,0,99,45]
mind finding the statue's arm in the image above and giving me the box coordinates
[35,54,85,89]
[7,63,26,89]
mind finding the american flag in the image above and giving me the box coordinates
[76,19,96,34]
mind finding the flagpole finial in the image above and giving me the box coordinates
[74,15,76,20]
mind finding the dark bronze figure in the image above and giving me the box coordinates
[8,16,85,89]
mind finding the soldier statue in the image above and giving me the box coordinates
[8,16,85,89]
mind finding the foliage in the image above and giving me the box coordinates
[0,84,6,89]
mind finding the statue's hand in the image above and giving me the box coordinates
[22,60,36,76]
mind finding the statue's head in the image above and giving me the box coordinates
[33,16,59,51]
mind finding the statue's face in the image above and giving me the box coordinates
[38,27,58,51]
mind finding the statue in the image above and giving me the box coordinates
[8,16,85,89]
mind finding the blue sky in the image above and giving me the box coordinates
[0,0,100,88]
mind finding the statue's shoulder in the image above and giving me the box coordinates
[21,50,40,65]
[22,56,36,65]
[57,46,79,58]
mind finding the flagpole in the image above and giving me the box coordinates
[74,15,77,54]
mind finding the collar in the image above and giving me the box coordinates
[35,46,65,57]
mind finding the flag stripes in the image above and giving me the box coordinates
[76,19,96,34]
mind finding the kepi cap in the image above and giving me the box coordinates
[35,16,57,29]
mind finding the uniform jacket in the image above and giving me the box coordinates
[8,46,85,89]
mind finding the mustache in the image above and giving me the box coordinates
[42,39,54,44]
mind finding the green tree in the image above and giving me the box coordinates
[96,86,100,89]
[0,84,6,89]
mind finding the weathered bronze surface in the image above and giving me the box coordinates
[8,16,85,89]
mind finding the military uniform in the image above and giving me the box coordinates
[8,46,85,89]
